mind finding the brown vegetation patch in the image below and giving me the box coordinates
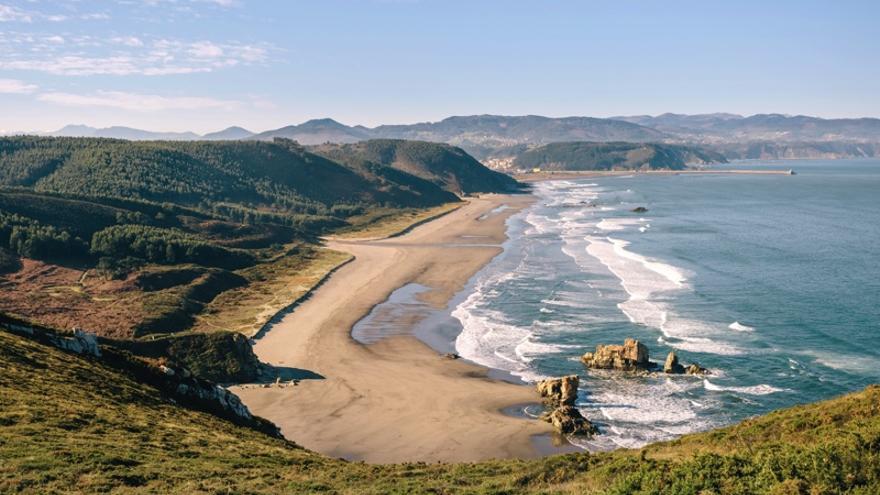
[0,259,145,338]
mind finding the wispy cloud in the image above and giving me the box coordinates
[0,78,38,94]
[0,4,33,22]
[0,34,270,76]
[0,3,109,23]
[37,90,242,111]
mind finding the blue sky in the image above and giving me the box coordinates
[1,0,878,133]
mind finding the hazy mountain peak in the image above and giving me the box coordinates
[202,126,254,140]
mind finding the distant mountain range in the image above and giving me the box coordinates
[10,113,880,161]
[612,113,880,143]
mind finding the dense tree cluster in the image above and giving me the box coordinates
[91,225,254,269]
[0,136,514,273]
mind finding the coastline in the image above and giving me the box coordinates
[514,168,795,182]
[231,193,561,463]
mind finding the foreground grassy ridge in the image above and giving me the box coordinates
[2,330,879,494]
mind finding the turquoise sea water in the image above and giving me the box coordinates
[450,159,880,450]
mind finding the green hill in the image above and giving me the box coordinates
[2,325,879,494]
[514,142,726,171]
[0,136,462,212]
[0,136,518,350]
[311,139,523,194]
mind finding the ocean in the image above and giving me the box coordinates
[448,159,880,450]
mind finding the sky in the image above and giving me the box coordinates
[0,0,878,134]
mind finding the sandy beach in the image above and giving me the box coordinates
[232,194,558,463]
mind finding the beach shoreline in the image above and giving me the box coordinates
[232,193,568,463]
[514,168,795,182]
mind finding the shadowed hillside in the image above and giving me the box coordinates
[311,139,523,194]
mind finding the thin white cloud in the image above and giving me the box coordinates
[38,90,242,112]
[0,78,38,94]
[112,36,144,47]
[0,4,33,22]
[0,35,270,76]
[188,41,223,58]
[0,3,107,23]
[81,13,111,21]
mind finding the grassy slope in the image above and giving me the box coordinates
[2,329,879,494]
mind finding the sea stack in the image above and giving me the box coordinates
[581,338,651,371]
[535,375,596,436]
[663,351,686,374]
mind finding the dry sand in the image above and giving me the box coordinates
[231,194,560,463]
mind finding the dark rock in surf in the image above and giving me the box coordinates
[685,363,709,375]
[544,405,597,436]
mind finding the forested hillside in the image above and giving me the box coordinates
[0,136,511,365]
[513,142,726,171]
[311,139,522,194]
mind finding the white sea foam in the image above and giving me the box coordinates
[703,379,786,396]
[728,321,755,332]
[801,351,877,372]
[596,218,646,232]
[453,268,557,381]
[568,378,715,450]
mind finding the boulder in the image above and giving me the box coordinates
[663,351,686,374]
[582,338,651,371]
[632,206,649,213]
[536,375,579,407]
[686,363,709,375]
[543,406,597,436]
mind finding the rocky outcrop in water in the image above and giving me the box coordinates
[536,375,597,436]
[545,406,597,435]
[537,375,579,406]
[663,351,709,375]
[582,338,652,371]
[632,206,649,213]
[685,363,709,375]
[663,352,685,374]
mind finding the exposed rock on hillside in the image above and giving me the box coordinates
[582,338,651,371]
